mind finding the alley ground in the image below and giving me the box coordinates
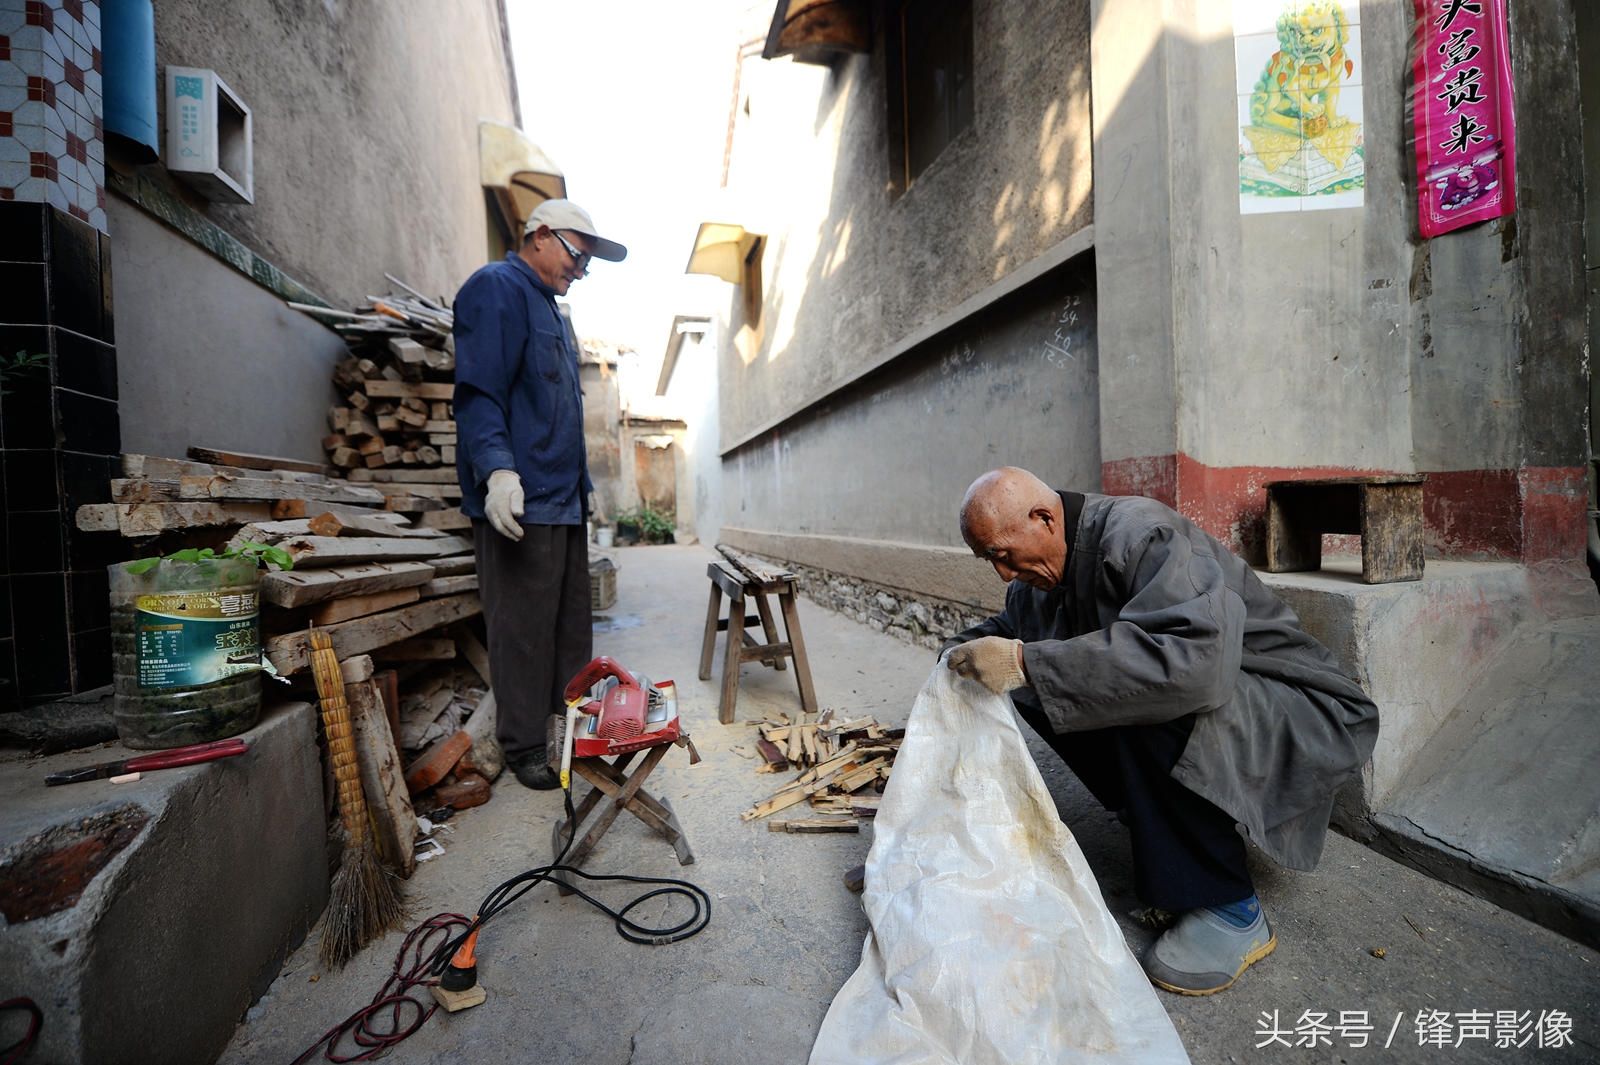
[222,545,1599,1065]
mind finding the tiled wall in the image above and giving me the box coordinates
[0,0,117,709]
[0,0,106,231]
[0,200,122,707]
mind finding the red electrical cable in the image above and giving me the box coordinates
[289,912,471,1064]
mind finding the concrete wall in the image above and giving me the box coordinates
[143,0,518,308]
[662,326,723,546]
[109,199,344,462]
[1092,0,1592,564]
[718,0,1097,580]
[581,358,624,522]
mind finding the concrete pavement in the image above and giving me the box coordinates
[221,544,1598,1064]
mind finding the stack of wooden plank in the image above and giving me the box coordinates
[311,278,459,478]
[741,711,903,833]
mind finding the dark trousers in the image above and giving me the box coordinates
[1014,702,1254,912]
[473,520,592,760]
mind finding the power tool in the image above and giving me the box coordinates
[554,657,686,787]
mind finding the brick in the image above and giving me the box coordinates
[0,808,148,923]
[403,729,471,794]
[434,772,491,810]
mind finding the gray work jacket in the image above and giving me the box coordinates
[950,491,1379,871]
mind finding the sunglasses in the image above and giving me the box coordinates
[550,230,592,275]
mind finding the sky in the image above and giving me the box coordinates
[505,1,752,360]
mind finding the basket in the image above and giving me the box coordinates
[590,558,617,611]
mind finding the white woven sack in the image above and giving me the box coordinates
[809,663,1191,1065]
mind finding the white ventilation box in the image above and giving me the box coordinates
[164,66,253,204]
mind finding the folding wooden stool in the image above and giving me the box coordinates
[548,742,695,894]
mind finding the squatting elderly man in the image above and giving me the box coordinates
[454,199,626,789]
[943,467,1378,995]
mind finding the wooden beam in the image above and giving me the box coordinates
[281,534,471,567]
[310,586,422,626]
[364,482,462,500]
[428,554,476,577]
[453,624,491,686]
[362,379,455,401]
[271,499,407,524]
[421,574,478,598]
[416,508,469,531]
[347,679,418,877]
[260,560,436,608]
[348,467,460,484]
[75,501,275,536]
[306,511,444,539]
[373,636,457,661]
[383,495,449,513]
[187,446,327,476]
[111,474,386,506]
[265,593,482,674]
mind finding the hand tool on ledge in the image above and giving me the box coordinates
[45,737,250,786]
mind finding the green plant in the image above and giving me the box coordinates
[0,350,49,396]
[615,506,675,544]
[126,541,295,575]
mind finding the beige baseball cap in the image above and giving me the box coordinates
[523,198,628,262]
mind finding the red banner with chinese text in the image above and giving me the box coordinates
[1411,0,1517,238]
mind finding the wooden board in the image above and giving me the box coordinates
[111,474,386,506]
[347,678,418,877]
[271,499,407,524]
[365,482,462,500]
[428,554,476,577]
[187,446,327,476]
[374,637,456,661]
[339,654,375,684]
[348,468,460,484]
[383,495,449,513]
[453,625,492,686]
[417,508,469,531]
[362,379,455,401]
[260,560,436,608]
[281,534,472,567]
[310,586,422,626]
[265,592,482,674]
[421,574,478,598]
[75,501,274,536]
[306,511,444,539]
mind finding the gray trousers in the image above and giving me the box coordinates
[472,520,592,760]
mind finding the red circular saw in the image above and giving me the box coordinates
[554,657,692,788]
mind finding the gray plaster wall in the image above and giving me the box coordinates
[719,0,1094,454]
[144,0,518,307]
[1091,0,1587,475]
[109,198,344,462]
[724,254,1099,549]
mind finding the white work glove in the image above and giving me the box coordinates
[947,637,1028,694]
[485,469,525,541]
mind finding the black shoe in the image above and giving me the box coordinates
[510,748,560,790]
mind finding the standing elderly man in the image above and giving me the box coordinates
[944,467,1378,995]
[453,199,626,789]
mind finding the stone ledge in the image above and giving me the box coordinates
[0,702,328,1064]
[1258,558,1599,812]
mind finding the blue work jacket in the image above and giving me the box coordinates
[452,252,591,525]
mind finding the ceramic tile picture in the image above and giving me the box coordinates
[1235,0,1364,213]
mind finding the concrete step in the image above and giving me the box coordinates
[1369,615,1600,950]
[0,702,327,1064]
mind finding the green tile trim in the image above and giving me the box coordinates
[107,168,332,309]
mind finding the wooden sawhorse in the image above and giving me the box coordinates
[548,743,695,894]
[698,558,817,724]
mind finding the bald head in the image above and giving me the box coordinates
[959,467,1069,590]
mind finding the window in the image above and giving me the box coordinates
[892,0,974,186]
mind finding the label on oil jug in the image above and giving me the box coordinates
[134,589,260,688]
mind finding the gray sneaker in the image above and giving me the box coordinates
[1143,906,1275,996]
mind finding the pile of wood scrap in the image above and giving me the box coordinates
[750,708,896,773]
[741,712,903,833]
[309,277,459,478]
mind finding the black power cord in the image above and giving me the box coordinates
[293,778,710,1063]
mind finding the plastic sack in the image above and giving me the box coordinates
[809,663,1191,1065]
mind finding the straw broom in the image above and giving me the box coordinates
[310,629,404,967]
